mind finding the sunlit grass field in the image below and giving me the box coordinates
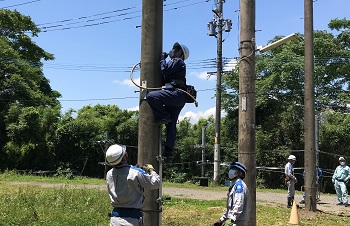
[0,171,349,225]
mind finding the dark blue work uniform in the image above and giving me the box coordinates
[146,57,187,150]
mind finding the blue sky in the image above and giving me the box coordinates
[2,0,349,123]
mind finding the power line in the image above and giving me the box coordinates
[0,56,220,72]
[0,0,41,9]
[37,0,210,32]
[36,6,140,26]
[2,56,349,73]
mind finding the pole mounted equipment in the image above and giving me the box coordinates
[207,0,231,185]
[256,33,297,53]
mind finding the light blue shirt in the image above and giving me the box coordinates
[332,164,350,183]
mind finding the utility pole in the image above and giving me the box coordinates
[201,126,206,177]
[138,1,163,225]
[238,0,256,225]
[304,0,317,211]
[207,0,232,185]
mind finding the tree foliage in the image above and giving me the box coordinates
[0,9,60,169]
[1,9,350,192]
[221,19,350,188]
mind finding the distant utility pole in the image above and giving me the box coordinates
[238,0,256,225]
[138,1,163,226]
[207,0,232,185]
[304,0,317,212]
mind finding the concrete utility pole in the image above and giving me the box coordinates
[238,0,256,225]
[207,0,232,185]
[304,0,317,212]
[138,1,163,225]
[201,126,206,177]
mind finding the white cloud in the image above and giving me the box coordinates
[127,105,139,112]
[179,107,226,124]
[223,59,238,71]
[113,77,140,87]
[189,58,237,82]
[191,71,215,81]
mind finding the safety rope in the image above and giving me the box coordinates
[130,62,198,107]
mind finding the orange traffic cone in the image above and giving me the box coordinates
[288,200,300,225]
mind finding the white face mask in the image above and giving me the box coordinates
[228,169,238,180]
[168,49,175,58]
[340,162,345,166]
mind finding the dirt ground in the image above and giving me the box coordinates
[2,181,350,217]
[162,186,350,218]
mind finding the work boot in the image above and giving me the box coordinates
[287,197,293,208]
[336,202,343,206]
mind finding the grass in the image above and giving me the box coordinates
[0,184,110,226]
[0,170,104,185]
[0,171,348,225]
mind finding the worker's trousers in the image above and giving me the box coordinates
[334,180,348,204]
[147,89,185,149]
[287,180,295,198]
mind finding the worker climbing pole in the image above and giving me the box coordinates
[136,2,197,226]
[131,43,197,226]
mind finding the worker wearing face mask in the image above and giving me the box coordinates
[332,156,350,207]
[213,162,250,226]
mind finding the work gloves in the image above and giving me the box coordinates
[161,52,168,60]
[141,164,154,174]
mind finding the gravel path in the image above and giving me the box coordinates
[2,181,349,217]
[162,186,350,217]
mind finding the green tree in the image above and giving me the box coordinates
[221,19,350,188]
[54,104,138,177]
[0,9,61,170]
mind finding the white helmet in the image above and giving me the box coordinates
[229,162,247,179]
[180,44,190,61]
[339,156,345,161]
[288,155,296,161]
[173,42,190,61]
[105,144,126,166]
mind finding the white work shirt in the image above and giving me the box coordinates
[106,165,160,209]
[285,162,296,181]
[220,178,250,224]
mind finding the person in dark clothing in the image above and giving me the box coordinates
[147,42,190,157]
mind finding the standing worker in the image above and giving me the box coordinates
[147,42,190,157]
[213,162,250,226]
[285,155,298,208]
[105,144,161,226]
[332,156,350,207]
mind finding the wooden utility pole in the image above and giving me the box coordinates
[238,0,256,225]
[304,0,317,211]
[138,1,163,225]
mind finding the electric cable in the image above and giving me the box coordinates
[35,0,211,32]
[0,0,41,9]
